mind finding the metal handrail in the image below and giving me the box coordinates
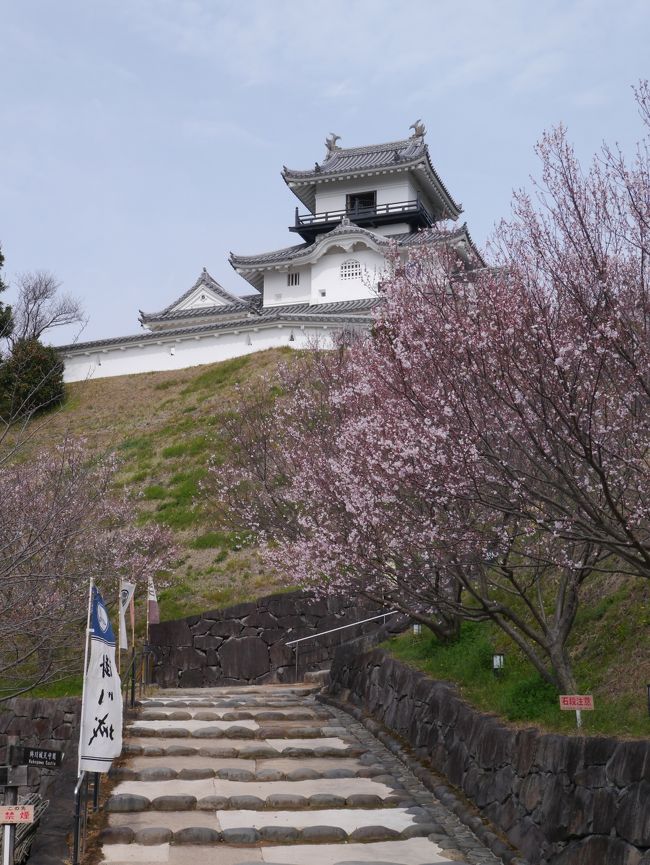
[294,199,432,228]
[286,610,398,646]
[72,770,100,865]
[286,610,399,681]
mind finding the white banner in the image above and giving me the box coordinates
[78,588,123,773]
[147,576,159,626]
[119,581,136,650]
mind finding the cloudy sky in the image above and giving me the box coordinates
[1,0,648,343]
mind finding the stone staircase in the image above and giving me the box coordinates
[99,684,502,865]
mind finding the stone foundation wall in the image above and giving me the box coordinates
[0,696,81,797]
[328,647,649,865]
[0,696,82,865]
[149,590,401,688]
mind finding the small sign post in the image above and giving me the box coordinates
[0,743,64,864]
[559,694,594,729]
[0,805,34,825]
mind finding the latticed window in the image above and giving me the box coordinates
[287,272,300,287]
[340,259,361,280]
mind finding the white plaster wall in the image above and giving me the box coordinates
[262,268,311,307]
[62,323,345,383]
[175,289,228,310]
[314,174,418,213]
[311,248,385,305]
[371,223,410,237]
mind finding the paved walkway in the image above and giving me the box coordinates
[99,685,502,865]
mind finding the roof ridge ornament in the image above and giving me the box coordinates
[409,119,426,139]
[325,132,341,157]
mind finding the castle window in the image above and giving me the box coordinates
[340,259,362,281]
[346,191,376,213]
[287,272,300,287]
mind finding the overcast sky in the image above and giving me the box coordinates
[2,0,649,344]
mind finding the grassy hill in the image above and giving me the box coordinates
[32,348,295,621]
[25,349,650,736]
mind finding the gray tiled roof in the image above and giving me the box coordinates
[231,222,483,271]
[283,137,426,180]
[57,304,375,354]
[140,268,247,323]
[231,224,391,269]
[397,223,486,266]
[140,300,256,324]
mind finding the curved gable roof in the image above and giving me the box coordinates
[139,268,249,324]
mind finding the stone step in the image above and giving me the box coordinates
[303,669,331,686]
[107,776,403,812]
[97,685,494,865]
[127,720,348,739]
[139,707,332,721]
[111,755,384,782]
[102,806,438,844]
[124,737,363,758]
[142,685,319,700]
[100,837,469,864]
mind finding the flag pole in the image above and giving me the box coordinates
[78,577,94,777]
[117,580,122,676]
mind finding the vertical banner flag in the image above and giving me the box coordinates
[119,581,136,651]
[147,576,160,626]
[78,588,123,773]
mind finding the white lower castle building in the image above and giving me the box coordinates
[60,124,483,382]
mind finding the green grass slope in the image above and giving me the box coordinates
[386,574,649,736]
[33,348,295,621]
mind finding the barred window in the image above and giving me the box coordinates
[340,259,361,280]
[287,272,300,287]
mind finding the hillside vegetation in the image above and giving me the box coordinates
[28,350,650,736]
[31,348,296,621]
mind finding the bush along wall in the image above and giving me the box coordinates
[149,589,403,687]
[328,646,649,865]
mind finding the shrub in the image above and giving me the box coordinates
[0,338,64,419]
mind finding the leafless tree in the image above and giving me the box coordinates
[9,270,85,345]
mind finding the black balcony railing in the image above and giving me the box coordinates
[290,198,434,241]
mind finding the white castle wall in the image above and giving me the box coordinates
[311,248,384,305]
[314,174,417,213]
[262,268,312,307]
[62,323,338,383]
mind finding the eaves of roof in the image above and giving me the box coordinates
[140,299,256,324]
[56,307,376,354]
[231,221,485,290]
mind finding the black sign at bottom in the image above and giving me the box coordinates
[9,746,64,768]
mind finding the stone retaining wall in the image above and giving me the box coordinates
[0,696,82,865]
[328,647,649,865]
[149,590,401,688]
[0,696,81,797]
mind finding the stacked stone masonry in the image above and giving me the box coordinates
[0,696,80,797]
[0,696,82,865]
[150,590,400,687]
[328,646,650,865]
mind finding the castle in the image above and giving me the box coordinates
[60,123,482,382]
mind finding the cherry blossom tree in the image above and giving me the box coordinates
[0,440,174,700]
[211,83,650,692]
